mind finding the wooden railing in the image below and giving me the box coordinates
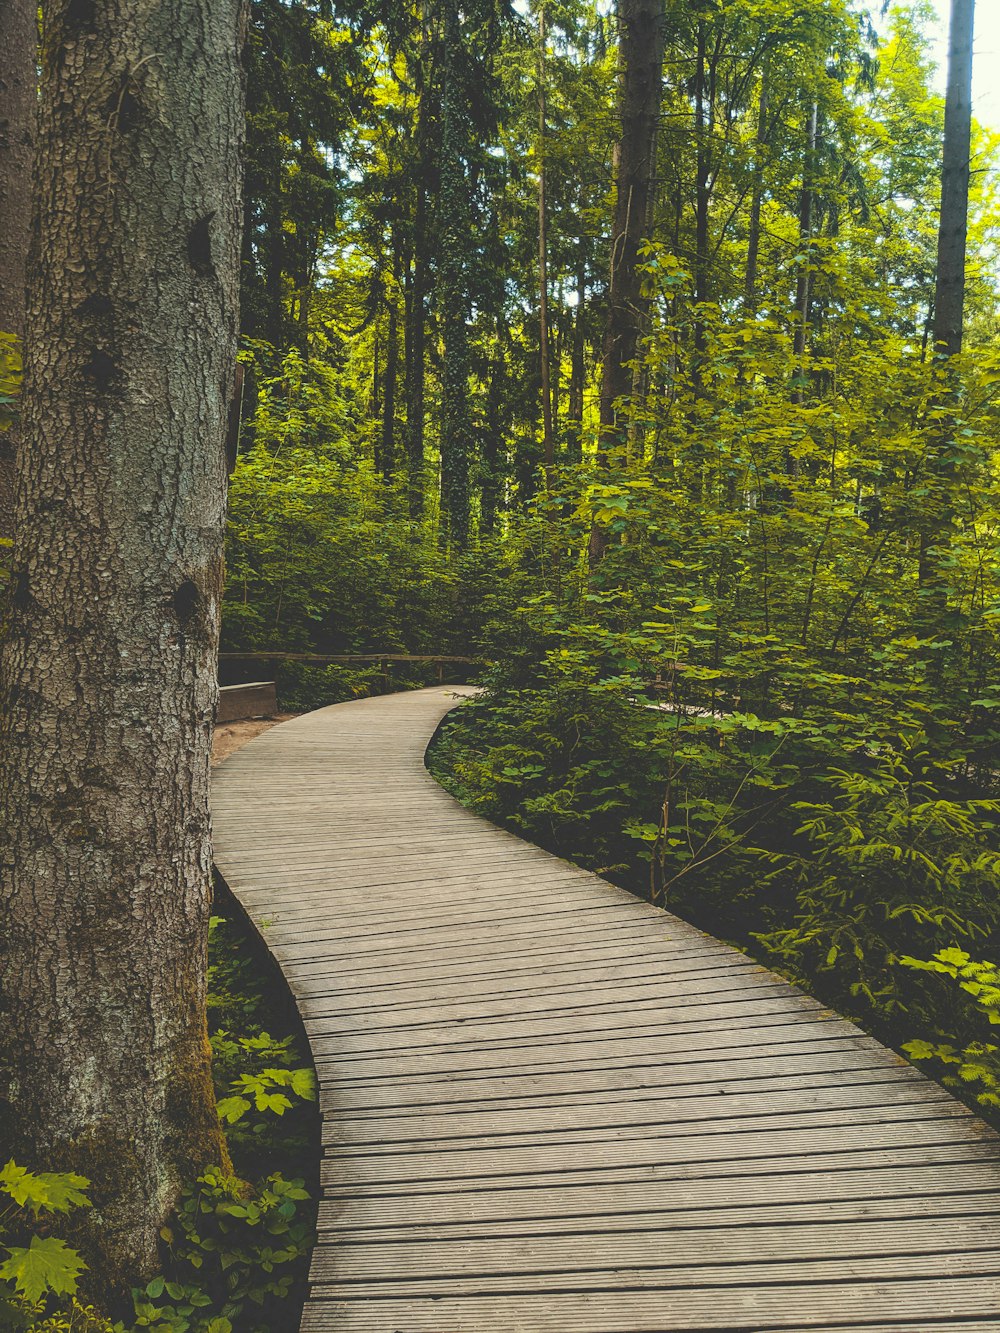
[218,652,488,686]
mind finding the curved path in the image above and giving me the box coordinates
[212,687,1000,1332]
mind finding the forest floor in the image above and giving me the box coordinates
[212,713,298,764]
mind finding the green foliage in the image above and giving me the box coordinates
[0,1162,107,1333]
[901,949,1000,1110]
[0,1242,85,1307]
[750,760,1000,1018]
[133,1170,311,1333]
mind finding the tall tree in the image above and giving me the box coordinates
[919,0,975,597]
[0,0,245,1292]
[591,0,665,560]
[0,0,35,537]
[597,0,665,452]
[933,0,974,358]
[536,0,555,472]
[437,0,475,548]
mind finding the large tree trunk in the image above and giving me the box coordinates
[0,0,244,1295]
[591,0,665,562]
[0,0,36,539]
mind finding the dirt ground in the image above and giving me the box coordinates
[211,714,299,765]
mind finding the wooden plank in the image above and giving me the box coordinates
[317,1157,1000,1230]
[319,1114,988,1191]
[299,1278,1000,1331]
[316,1042,917,1112]
[322,1078,954,1148]
[319,1180,1000,1238]
[314,1226,1000,1284]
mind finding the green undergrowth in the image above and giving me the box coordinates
[0,893,319,1333]
[428,667,1000,1129]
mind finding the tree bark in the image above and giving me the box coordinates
[597,0,665,460]
[567,245,586,463]
[744,56,769,315]
[792,103,818,377]
[437,0,473,550]
[537,0,554,474]
[0,0,36,539]
[381,276,399,480]
[591,0,665,562]
[405,82,429,519]
[692,17,709,365]
[918,0,975,597]
[933,0,974,358]
[0,0,244,1294]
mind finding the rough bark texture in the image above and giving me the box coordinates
[596,0,665,457]
[0,0,36,537]
[405,104,429,519]
[437,0,473,550]
[591,0,665,562]
[0,0,245,1294]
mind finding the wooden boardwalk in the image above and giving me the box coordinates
[211,687,1000,1331]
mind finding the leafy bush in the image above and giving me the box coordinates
[0,1160,111,1333]
[901,949,1000,1110]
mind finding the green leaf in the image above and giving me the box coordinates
[0,1161,90,1215]
[0,1235,86,1302]
[216,1095,251,1124]
[290,1069,316,1100]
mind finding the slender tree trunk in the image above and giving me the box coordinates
[933,0,974,359]
[692,18,709,366]
[381,278,399,480]
[567,246,586,462]
[262,167,284,349]
[371,325,381,472]
[591,0,665,561]
[744,57,769,315]
[481,334,506,535]
[438,0,473,550]
[0,0,36,539]
[405,117,429,519]
[919,0,974,595]
[0,0,244,1294]
[792,102,818,396]
[537,0,554,473]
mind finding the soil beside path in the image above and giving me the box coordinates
[211,714,298,765]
